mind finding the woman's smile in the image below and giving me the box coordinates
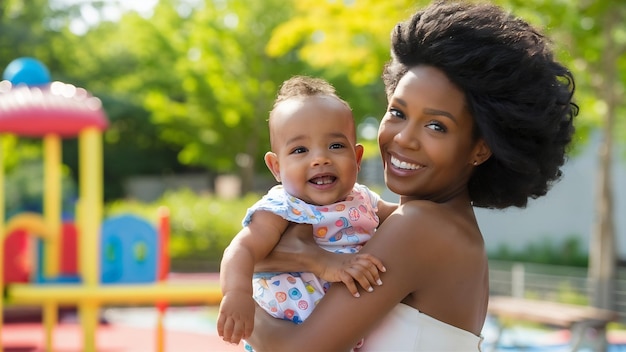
[390,155,423,171]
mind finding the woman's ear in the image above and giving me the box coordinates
[471,139,492,166]
[264,152,281,182]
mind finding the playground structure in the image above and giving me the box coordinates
[0,58,222,352]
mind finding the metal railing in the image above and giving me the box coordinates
[488,260,626,322]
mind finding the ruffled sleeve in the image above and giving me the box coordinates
[353,183,381,212]
[242,185,324,227]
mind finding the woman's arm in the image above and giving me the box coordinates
[253,223,327,273]
[254,222,386,295]
[247,210,423,352]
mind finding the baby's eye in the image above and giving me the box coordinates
[329,143,345,150]
[291,146,308,154]
[426,121,447,132]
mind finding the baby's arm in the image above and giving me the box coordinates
[376,199,398,224]
[217,211,288,345]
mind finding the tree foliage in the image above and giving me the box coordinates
[264,0,625,150]
[1,0,624,198]
[266,0,420,86]
[141,0,305,174]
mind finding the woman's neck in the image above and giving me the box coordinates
[399,186,472,207]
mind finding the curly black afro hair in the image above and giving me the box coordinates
[383,1,578,209]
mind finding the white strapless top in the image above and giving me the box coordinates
[357,303,483,351]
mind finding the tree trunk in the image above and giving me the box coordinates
[588,120,616,311]
[588,7,620,312]
[239,152,255,195]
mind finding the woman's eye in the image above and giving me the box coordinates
[389,108,405,119]
[426,122,446,132]
[329,143,345,150]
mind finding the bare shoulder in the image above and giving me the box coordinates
[366,200,485,284]
[366,200,488,323]
[395,200,483,247]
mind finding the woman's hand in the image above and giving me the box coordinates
[317,252,386,297]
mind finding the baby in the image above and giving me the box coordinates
[217,76,395,349]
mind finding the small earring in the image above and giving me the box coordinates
[473,161,478,166]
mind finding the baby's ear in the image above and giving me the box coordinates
[264,152,281,182]
[355,144,365,171]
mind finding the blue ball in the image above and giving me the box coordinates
[2,57,51,86]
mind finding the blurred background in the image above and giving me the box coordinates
[1,0,624,324]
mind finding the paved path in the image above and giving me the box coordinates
[2,272,243,351]
[1,321,241,352]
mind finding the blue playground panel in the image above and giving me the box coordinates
[100,214,158,284]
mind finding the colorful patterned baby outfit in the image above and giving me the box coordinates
[246,184,380,325]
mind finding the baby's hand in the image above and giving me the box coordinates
[217,290,255,345]
[319,253,386,297]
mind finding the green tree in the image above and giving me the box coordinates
[540,1,626,316]
[266,0,420,86]
[130,0,310,193]
[0,1,194,200]
[506,0,626,320]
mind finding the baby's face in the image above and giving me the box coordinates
[266,95,363,205]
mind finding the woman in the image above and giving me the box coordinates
[243,1,577,350]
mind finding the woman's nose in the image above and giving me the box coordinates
[394,125,420,150]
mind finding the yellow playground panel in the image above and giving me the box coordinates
[0,57,222,352]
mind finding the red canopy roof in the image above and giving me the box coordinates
[0,80,108,137]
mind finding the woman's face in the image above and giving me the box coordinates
[378,65,481,203]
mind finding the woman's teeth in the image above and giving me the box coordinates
[391,156,421,170]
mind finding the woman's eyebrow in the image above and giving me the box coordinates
[393,97,408,108]
[392,97,458,123]
[423,108,457,123]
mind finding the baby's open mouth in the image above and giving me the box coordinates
[309,175,336,185]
